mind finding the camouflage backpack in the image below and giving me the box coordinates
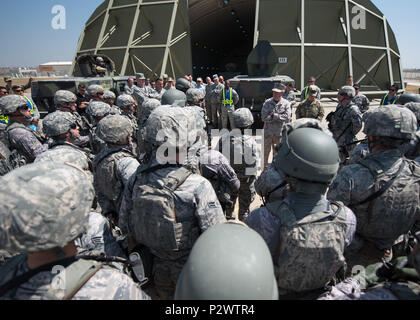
[267,200,348,293]
[131,166,200,254]
[353,157,420,247]
[93,148,136,204]
[0,140,25,176]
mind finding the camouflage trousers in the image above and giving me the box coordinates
[152,256,188,300]
[211,103,220,128]
[220,105,236,130]
[227,176,256,221]
[205,100,212,122]
[263,135,281,171]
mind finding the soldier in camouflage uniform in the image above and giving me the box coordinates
[137,99,161,163]
[42,111,92,164]
[295,85,325,121]
[246,120,356,299]
[353,84,370,114]
[0,95,47,164]
[175,222,279,300]
[116,94,138,154]
[93,115,139,227]
[328,106,420,272]
[35,146,125,259]
[132,73,155,106]
[283,82,296,103]
[327,86,363,165]
[217,108,261,221]
[204,77,214,123]
[185,88,207,146]
[210,75,224,129]
[87,85,105,103]
[103,90,121,115]
[0,161,149,300]
[119,106,226,299]
[54,90,91,147]
[200,149,240,219]
[86,101,111,155]
[261,83,292,170]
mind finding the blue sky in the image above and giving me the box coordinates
[0,0,419,68]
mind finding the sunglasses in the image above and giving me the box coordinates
[18,106,30,111]
[97,92,105,95]
[70,123,78,130]
[14,89,23,92]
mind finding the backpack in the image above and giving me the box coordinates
[267,200,348,293]
[0,140,25,176]
[131,166,200,254]
[93,148,136,204]
[353,157,420,247]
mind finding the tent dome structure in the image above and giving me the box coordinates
[71,0,403,93]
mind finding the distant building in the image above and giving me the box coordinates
[39,62,72,77]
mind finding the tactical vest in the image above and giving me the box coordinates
[0,254,103,300]
[130,166,201,259]
[6,121,45,144]
[267,200,348,293]
[93,148,136,206]
[352,158,420,248]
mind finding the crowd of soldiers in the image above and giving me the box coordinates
[0,71,419,301]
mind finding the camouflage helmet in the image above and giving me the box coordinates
[186,88,204,104]
[0,95,28,115]
[161,89,187,107]
[42,111,76,137]
[96,115,133,145]
[103,90,116,100]
[339,86,356,98]
[175,223,278,300]
[363,106,417,140]
[397,93,420,105]
[144,106,197,148]
[54,90,77,106]
[275,124,340,183]
[404,102,420,124]
[116,94,136,108]
[308,85,319,97]
[35,147,90,172]
[175,77,191,92]
[87,84,104,96]
[232,108,254,128]
[140,98,161,122]
[0,161,94,254]
[87,101,111,118]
